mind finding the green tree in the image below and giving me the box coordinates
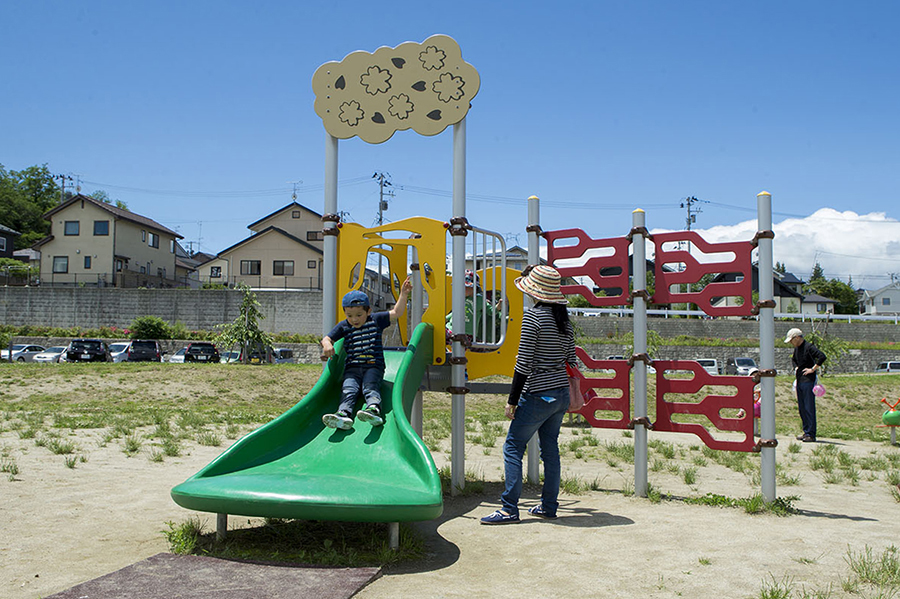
[214,283,273,363]
[0,164,59,249]
[774,261,787,275]
[89,189,128,210]
[803,330,849,375]
[808,262,826,290]
[816,278,859,314]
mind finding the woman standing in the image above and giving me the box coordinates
[481,265,577,524]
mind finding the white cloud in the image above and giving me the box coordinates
[666,208,900,290]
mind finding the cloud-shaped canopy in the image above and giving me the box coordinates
[312,35,480,144]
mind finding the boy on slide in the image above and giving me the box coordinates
[321,278,411,430]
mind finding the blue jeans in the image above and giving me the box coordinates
[796,379,816,437]
[501,386,570,516]
[338,365,384,414]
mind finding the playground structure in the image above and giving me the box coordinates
[880,398,900,445]
[172,35,782,547]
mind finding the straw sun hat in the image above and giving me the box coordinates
[514,265,568,304]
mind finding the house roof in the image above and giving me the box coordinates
[43,194,182,239]
[0,223,21,236]
[217,226,324,256]
[863,281,900,298]
[13,248,39,260]
[802,293,837,304]
[247,201,323,230]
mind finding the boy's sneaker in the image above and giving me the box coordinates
[357,404,384,426]
[323,411,353,430]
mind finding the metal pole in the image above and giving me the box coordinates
[632,209,649,497]
[323,135,339,347]
[757,191,777,502]
[388,522,400,550]
[450,118,467,495]
[216,513,227,542]
[411,243,424,437]
[525,195,540,484]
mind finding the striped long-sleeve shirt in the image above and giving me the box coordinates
[514,304,577,394]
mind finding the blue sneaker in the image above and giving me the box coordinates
[480,510,520,525]
[528,505,557,519]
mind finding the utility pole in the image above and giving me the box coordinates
[54,174,74,204]
[373,172,393,305]
[679,196,708,314]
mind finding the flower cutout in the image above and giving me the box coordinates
[432,72,465,103]
[338,100,364,126]
[419,45,446,71]
[388,94,414,120]
[360,65,392,95]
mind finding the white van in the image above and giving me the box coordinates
[875,361,900,373]
[696,359,719,375]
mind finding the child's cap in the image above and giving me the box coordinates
[342,290,370,308]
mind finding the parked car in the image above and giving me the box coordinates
[220,350,241,364]
[168,347,187,363]
[1,344,46,362]
[875,361,900,373]
[273,348,295,364]
[33,346,67,364]
[64,339,112,362]
[127,339,163,362]
[696,359,719,375]
[725,357,758,375]
[108,342,131,363]
[184,342,219,363]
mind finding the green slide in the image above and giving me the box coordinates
[171,323,442,522]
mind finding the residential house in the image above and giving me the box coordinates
[859,282,900,316]
[34,194,182,287]
[708,265,803,313]
[800,292,838,315]
[0,223,19,258]
[200,202,324,289]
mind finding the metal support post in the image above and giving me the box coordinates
[632,210,649,497]
[525,195,540,484]
[216,513,227,542]
[388,522,400,550]
[450,119,467,495]
[757,191,777,503]
[323,134,339,346]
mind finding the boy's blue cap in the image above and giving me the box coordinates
[342,290,370,308]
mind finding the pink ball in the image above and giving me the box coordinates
[753,402,761,418]
[813,383,826,397]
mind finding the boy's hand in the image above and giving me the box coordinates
[400,276,412,296]
[321,337,334,359]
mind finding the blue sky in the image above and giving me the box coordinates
[3,1,899,288]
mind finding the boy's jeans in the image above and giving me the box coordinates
[338,365,384,415]
[501,385,570,516]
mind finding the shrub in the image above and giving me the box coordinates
[129,316,172,340]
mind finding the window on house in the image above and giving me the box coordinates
[307,231,324,241]
[53,256,68,273]
[141,230,146,242]
[84,256,91,269]
[884,297,892,306]
[157,268,164,277]
[241,260,261,275]
[292,210,301,219]
[93,220,109,235]
[307,260,317,269]
[115,259,123,272]
[170,240,175,253]
[148,232,159,248]
[273,260,294,276]
[140,266,146,274]
[64,221,80,235]
[210,266,222,278]
[817,303,826,312]
[0,237,5,252]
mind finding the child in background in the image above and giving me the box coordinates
[445,269,503,347]
[321,278,412,430]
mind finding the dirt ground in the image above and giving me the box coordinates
[2,424,899,599]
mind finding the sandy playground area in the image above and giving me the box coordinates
[2,423,899,599]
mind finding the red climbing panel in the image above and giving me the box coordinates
[545,228,632,306]
[652,231,754,316]
[653,360,756,452]
[570,347,631,429]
